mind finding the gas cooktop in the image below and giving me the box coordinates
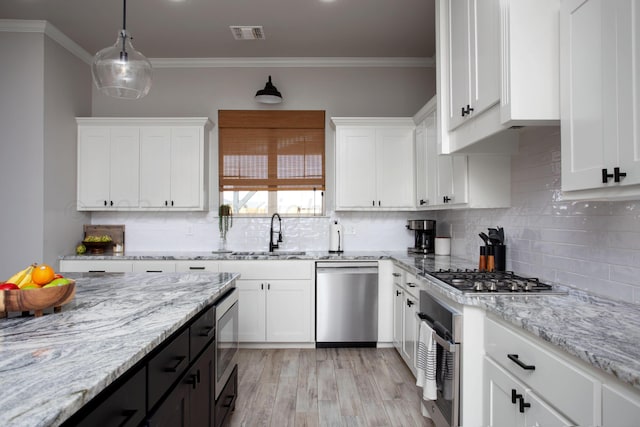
[428,269,566,295]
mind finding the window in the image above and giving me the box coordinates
[218,110,325,216]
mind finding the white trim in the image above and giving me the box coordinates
[76,117,214,127]
[0,20,435,69]
[0,19,93,64]
[151,56,435,68]
[330,117,416,127]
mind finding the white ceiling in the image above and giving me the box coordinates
[0,0,436,59]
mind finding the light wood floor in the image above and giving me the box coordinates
[227,347,435,427]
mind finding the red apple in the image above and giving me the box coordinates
[0,283,19,290]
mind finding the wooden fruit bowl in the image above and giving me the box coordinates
[0,280,76,318]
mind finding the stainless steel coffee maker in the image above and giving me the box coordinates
[407,219,436,254]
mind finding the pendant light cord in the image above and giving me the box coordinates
[123,0,127,31]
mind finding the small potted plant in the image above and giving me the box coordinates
[219,204,233,250]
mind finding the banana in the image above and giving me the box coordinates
[6,264,33,285]
[6,264,36,287]
[17,265,35,288]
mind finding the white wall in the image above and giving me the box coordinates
[43,36,92,269]
[0,31,91,279]
[0,33,45,278]
[89,65,435,252]
[437,127,640,303]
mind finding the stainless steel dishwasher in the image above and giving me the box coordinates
[315,261,378,347]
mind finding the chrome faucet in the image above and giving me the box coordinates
[269,213,283,252]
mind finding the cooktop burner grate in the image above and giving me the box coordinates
[429,269,565,295]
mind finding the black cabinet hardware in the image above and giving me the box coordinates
[392,273,401,277]
[89,270,106,273]
[188,373,198,389]
[511,389,521,404]
[267,283,271,290]
[614,167,627,182]
[372,200,375,206]
[461,106,466,117]
[407,299,414,307]
[164,355,187,373]
[518,396,531,413]
[396,290,402,296]
[419,199,428,205]
[443,196,452,203]
[146,270,162,273]
[260,283,264,290]
[602,168,614,183]
[118,409,139,426]
[199,326,214,338]
[462,105,475,116]
[189,266,205,270]
[171,200,174,206]
[406,282,416,288]
[110,201,114,206]
[104,200,108,206]
[507,353,536,370]
[165,201,168,206]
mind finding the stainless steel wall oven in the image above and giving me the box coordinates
[214,287,238,427]
[418,290,462,427]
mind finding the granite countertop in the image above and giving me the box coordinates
[390,252,640,392]
[60,250,387,261]
[0,272,238,427]
[59,251,640,392]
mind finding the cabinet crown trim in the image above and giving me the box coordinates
[76,117,213,128]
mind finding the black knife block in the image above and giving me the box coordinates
[494,245,506,271]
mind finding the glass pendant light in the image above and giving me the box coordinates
[255,76,283,104]
[92,0,152,99]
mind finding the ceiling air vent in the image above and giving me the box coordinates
[230,26,265,40]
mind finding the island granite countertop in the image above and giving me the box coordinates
[0,271,238,427]
[59,251,640,392]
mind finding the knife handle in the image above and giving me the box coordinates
[487,255,495,272]
[479,246,487,271]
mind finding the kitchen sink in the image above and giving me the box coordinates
[231,251,306,256]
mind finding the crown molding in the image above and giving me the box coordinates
[151,56,435,68]
[0,19,93,64]
[0,20,435,70]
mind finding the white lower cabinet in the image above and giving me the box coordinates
[391,264,419,376]
[132,261,176,273]
[59,260,133,273]
[484,315,601,426]
[602,383,640,427]
[174,261,219,272]
[377,260,394,344]
[484,356,573,427]
[219,260,314,344]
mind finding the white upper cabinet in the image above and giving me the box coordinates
[437,0,560,153]
[561,0,640,199]
[76,118,211,211]
[414,97,511,209]
[140,126,205,209]
[333,118,416,210]
[77,126,140,210]
[447,0,500,131]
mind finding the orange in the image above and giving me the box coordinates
[32,264,55,285]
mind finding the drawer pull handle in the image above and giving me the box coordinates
[223,394,236,408]
[189,266,206,270]
[146,270,162,273]
[392,273,401,277]
[507,354,536,370]
[117,409,138,427]
[406,282,416,288]
[89,270,106,273]
[164,355,187,373]
[200,326,215,338]
[511,389,521,404]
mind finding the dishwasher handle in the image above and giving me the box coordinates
[316,267,379,275]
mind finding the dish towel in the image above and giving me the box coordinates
[416,320,438,401]
[441,348,455,401]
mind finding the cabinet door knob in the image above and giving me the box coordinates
[602,168,614,183]
[419,199,428,205]
[110,200,114,206]
[165,200,168,206]
[396,290,402,296]
[614,167,627,182]
[171,200,174,206]
[104,200,108,206]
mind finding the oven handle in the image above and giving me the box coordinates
[432,331,458,353]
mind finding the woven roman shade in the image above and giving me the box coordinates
[218,111,325,191]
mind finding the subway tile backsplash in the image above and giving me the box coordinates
[92,126,640,304]
[436,127,640,304]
